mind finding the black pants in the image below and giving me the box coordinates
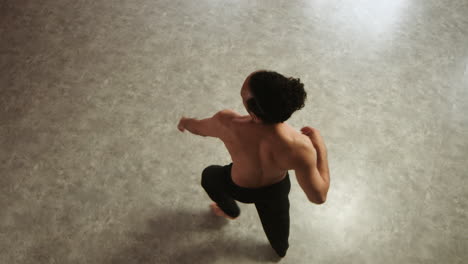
[201,163,291,257]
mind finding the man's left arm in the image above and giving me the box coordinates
[178,109,236,138]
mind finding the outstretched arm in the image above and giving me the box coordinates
[177,109,236,138]
[178,117,204,136]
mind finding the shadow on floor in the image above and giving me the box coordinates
[109,207,283,263]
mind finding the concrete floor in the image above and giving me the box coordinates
[1,0,467,263]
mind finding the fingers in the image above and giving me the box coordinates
[301,126,318,135]
[178,117,186,132]
[301,126,324,148]
[301,126,316,131]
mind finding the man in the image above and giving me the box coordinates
[177,70,330,257]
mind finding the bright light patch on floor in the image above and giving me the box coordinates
[352,0,408,35]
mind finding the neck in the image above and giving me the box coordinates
[243,115,283,128]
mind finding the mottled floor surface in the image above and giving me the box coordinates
[1,0,467,263]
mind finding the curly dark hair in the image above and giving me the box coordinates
[246,70,307,124]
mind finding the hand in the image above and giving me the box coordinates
[178,117,187,132]
[300,126,325,149]
[300,126,317,136]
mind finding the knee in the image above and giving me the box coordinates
[201,166,216,188]
[229,207,241,218]
[202,165,215,177]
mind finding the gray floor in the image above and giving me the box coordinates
[1,0,467,263]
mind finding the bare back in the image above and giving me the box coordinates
[220,113,312,188]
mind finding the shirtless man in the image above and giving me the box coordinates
[177,70,330,257]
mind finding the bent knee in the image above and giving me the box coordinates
[201,166,220,188]
[202,165,218,177]
[228,207,241,218]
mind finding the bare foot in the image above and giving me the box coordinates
[210,203,237,220]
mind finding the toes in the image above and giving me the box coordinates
[209,203,237,220]
[210,204,223,216]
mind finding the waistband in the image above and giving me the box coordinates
[224,163,291,203]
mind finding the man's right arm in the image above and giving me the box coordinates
[314,142,330,190]
[293,142,330,204]
[294,127,330,204]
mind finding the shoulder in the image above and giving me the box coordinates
[288,134,317,169]
[212,109,240,140]
[214,109,241,123]
[216,109,240,117]
[270,127,316,170]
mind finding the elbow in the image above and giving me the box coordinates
[311,197,326,205]
[313,182,330,205]
[308,192,327,205]
[316,196,327,204]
